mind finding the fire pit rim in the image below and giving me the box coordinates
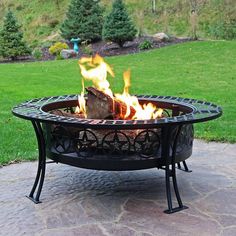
[12,94,222,129]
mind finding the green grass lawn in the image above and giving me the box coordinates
[0,41,235,165]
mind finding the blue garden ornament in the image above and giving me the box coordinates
[70,38,80,53]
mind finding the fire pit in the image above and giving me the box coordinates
[12,55,222,214]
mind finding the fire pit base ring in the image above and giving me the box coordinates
[164,205,189,214]
[12,95,222,214]
[26,195,42,204]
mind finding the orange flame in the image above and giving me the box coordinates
[75,78,87,117]
[115,69,163,119]
[77,54,163,120]
[78,54,114,98]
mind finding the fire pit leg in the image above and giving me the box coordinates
[177,161,192,172]
[163,126,188,214]
[26,121,46,204]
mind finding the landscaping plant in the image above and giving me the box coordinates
[60,0,103,42]
[0,10,31,60]
[139,39,153,50]
[49,42,69,57]
[32,48,43,60]
[82,43,93,55]
[102,0,137,47]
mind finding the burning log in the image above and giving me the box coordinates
[50,87,136,120]
[86,87,136,119]
[86,87,113,119]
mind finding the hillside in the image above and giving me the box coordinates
[0,0,235,46]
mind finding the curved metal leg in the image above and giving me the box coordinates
[26,121,46,204]
[177,161,192,172]
[163,126,188,214]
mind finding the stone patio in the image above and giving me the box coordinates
[0,139,235,236]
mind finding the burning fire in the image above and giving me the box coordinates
[76,54,163,120]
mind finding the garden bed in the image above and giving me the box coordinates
[88,36,192,57]
[0,36,192,63]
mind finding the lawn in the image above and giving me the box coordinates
[0,41,235,165]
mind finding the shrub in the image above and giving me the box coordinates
[0,10,31,60]
[209,19,236,40]
[81,40,93,55]
[32,48,43,60]
[82,44,93,55]
[56,54,64,60]
[208,21,225,39]
[37,26,52,36]
[102,0,137,47]
[60,0,103,42]
[41,41,53,48]
[174,19,187,36]
[49,42,69,56]
[29,40,39,48]
[139,40,153,50]
[224,19,236,39]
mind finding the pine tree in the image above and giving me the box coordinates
[0,10,31,60]
[102,0,137,47]
[60,0,103,42]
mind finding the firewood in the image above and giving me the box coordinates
[114,99,136,120]
[50,87,136,120]
[86,87,114,119]
[86,87,136,119]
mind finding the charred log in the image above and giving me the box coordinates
[86,87,114,119]
[86,87,136,119]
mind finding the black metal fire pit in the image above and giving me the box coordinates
[12,94,222,213]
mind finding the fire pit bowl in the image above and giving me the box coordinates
[12,94,222,213]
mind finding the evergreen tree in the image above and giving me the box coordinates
[0,10,31,60]
[102,0,137,47]
[60,0,103,42]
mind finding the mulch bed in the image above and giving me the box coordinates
[91,36,192,57]
[0,36,193,64]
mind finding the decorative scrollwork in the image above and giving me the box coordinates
[134,130,161,158]
[63,107,74,113]
[176,125,194,154]
[102,131,131,158]
[74,129,98,157]
[52,126,72,154]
